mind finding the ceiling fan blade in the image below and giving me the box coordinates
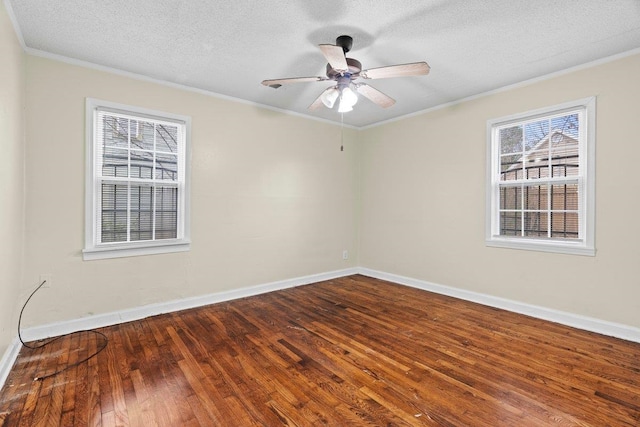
[261,76,326,89]
[360,61,430,80]
[356,84,396,108]
[308,91,326,110]
[319,44,348,72]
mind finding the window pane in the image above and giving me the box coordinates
[500,154,521,180]
[523,150,550,179]
[551,143,579,178]
[101,184,128,243]
[130,150,153,179]
[103,116,128,149]
[155,187,178,239]
[524,184,548,210]
[102,147,128,177]
[156,154,178,180]
[551,113,579,141]
[130,185,152,211]
[130,185,153,242]
[500,186,521,210]
[113,117,126,135]
[156,123,179,153]
[524,119,549,151]
[500,126,522,154]
[135,121,155,151]
[500,212,521,236]
[524,212,548,237]
[551,212,579,239]
[552,184,579,210]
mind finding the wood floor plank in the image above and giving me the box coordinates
[60,332,82,426]
[167,326,228,424]
[84,332,103,427]
[139,320,189,425]
[1,275,639,426]
[103,335,130,427]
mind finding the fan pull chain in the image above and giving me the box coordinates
[340,113,344,152]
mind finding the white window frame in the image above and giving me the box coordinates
[486,97,596,256]
[84,98,191,260]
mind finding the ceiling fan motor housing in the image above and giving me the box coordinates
[326,58,362,80]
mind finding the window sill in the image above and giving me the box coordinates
[486,238,595,256]
[83,240,191,261]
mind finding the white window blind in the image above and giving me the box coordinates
[84,99,190,260]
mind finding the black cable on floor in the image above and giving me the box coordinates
[18,280,109,381]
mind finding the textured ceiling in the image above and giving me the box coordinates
[7,0,640,127]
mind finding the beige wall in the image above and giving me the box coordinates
[0,2,25,356]
[360,53,640,328]
[21,56,359,327]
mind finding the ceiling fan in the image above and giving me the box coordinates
[261,35,430,113]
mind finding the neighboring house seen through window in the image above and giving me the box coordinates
[84,99,191,260]
[486,98,595,255]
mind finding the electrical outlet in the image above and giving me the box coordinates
[342,250,349,260]
[39,274,52,288]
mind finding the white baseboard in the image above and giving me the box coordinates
[18,267,359,343]
[357,267,640,343]
[0,337,21,391]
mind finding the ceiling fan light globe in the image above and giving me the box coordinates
[321,88,339,108]
[337,100,353,113]
[341,86,358,108]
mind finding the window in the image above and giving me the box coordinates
[84,99,191,260]
[486,97,595,255]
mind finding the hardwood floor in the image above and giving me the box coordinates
[1,275,639,426]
